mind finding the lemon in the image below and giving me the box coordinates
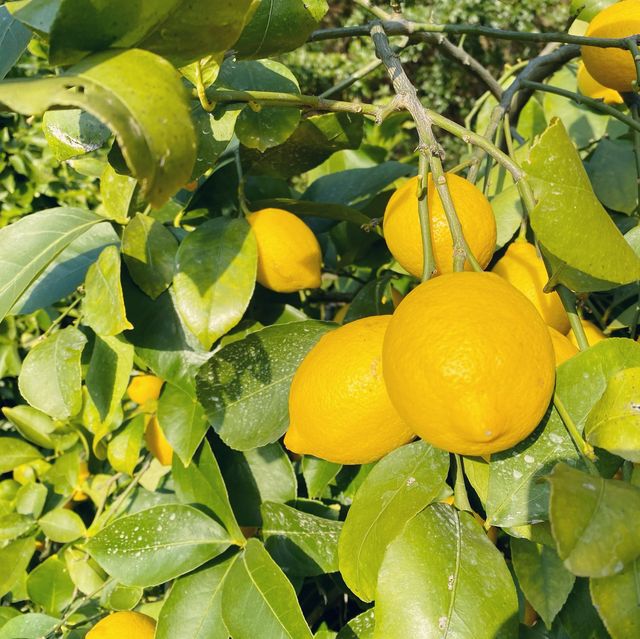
[383,173,496,278]
[285,316,414,464]
[86,612,156,639]
[548,326,579,366]
[144,415,173,466]
[382,272,555,455]
[581,0,640,92]
[492,240,569,333]
[568,318,606,348]
[72,461,91,502]
[127,375,164,406]
[246,208,322,293]
[577,61,623,104]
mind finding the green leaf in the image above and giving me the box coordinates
[344,276,395,323]
[173,217,257,350]
[122,214,178,300]
[570,0,618,21]
[215,59,301,152]
[251,198,372,227]
[0,536,35,598]
[261,501,342,576]
[523,119,640,292]
[301,456,341,499]
[214,439,296,527]
[221,538,313,639]
[42,109,111,161]
[590,559,640,639]
[0,49,197,207]
[100,581,143,611]
[10,221,119,316]
[86,504,232,587]
[196,321,335,450]
[0,437,42,473]
[0,207,102,323]
[83,245,133,336]
[491,184,524,249]
[338,441,449,602]
[191,104,238,179]
[26,556,74,615]
[157,552,239,639]
[547,463,640,577]
[511,537,575,628]
[18,327,87,420]
[375,504,518,639]
[100,163,138,224]
[243,112,364,179]
[86,334,134,422]
[39,508,86,542]
[584,367,640,462]
[2,404,78,451]
[0,6,31,80]
[64,547,106,595]
[0,613,59,639]
[16,482,47,518]
[336,610,375,639]
[235,0,327,58]
[486,408,582,528]
[0,513,37,541]
[107,414,145,476]
[157,382,209,465]
[172,439,244,543]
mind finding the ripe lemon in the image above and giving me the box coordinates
[127,375,164,406]
[492,240,570,333]
[548,326,579,365]
[285,316,414,464]
[577,61,623,104]
[87,612,156,639]
[568,318,606,348]
[382,272,555,456]
[581,0,640,92]
[383,173,496,277]
[72,460,90,502]
[145,415,173,466]
[246,208,322,293]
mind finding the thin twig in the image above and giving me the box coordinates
[553,394,599,472]
[557,285,589,351]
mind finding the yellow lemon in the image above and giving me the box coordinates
[582,0,640,92]
[577,61,624,104]
[72,461,91,502]
[144,415,173,466]
[285,316,414,464]
[492,240,570,333]
[382,272,555,456]
[548,326,579,366]
[383,173,496,278]
[86,612,156,639]
[127,375,164,406]
[246,208,322,293]
[568,318,607,348]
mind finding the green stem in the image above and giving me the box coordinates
[627,37,640,93]
[417,152,436,281]
[553,394,599,473]
[453,454,472,512]
[319,57,385,99]
[100,456,152,527]
[234,148,251,217]
[195,60,214,112]
[557,285,589,351]
[627,95,640,216]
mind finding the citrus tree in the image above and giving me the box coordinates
[0,0,640,637]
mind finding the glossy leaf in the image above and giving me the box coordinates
[0,49,196,207]
[0,437,42,473]
[157,382,209,465]
[86,334,134,422]
[262,501,342,576]
[107,414,145,476]
[26,556,74,615]
[338,441,449,602]
[302,456,341,500]
[524,119,640,291]
[336,609,375,639]
[547,463,640,577]
[39,508,86,542]
[87,504,232,587]
[196,321,335,450]
[511,537,575,628]
[65,548,106,595]
[157,552,239,639]
[221,538,313,639]
[83,245,133,336]
[191,105,238,179]
[0,537,35,598]
[584,367,640,462]
[18,327,87,420]
[0,5,31,80]
[42,109,111,161]
[100,163,138,224]
[590,559,640,639]
[251,198,371,227]
[172,439,244,543]
[0,613,59,639]
[374,504,518,639]
[235,0,327,58]
[16,482,47,518]
[344,276,394,323]
[122,214,178,300]
[173,217,257,350]
[0,207,102,323]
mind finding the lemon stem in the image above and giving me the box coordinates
[234,149,252,217]
[195,60,215,112]
[453,454,473,512]
[417,153,436,281]
[553,394,599,474]
[557,285,589,351]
